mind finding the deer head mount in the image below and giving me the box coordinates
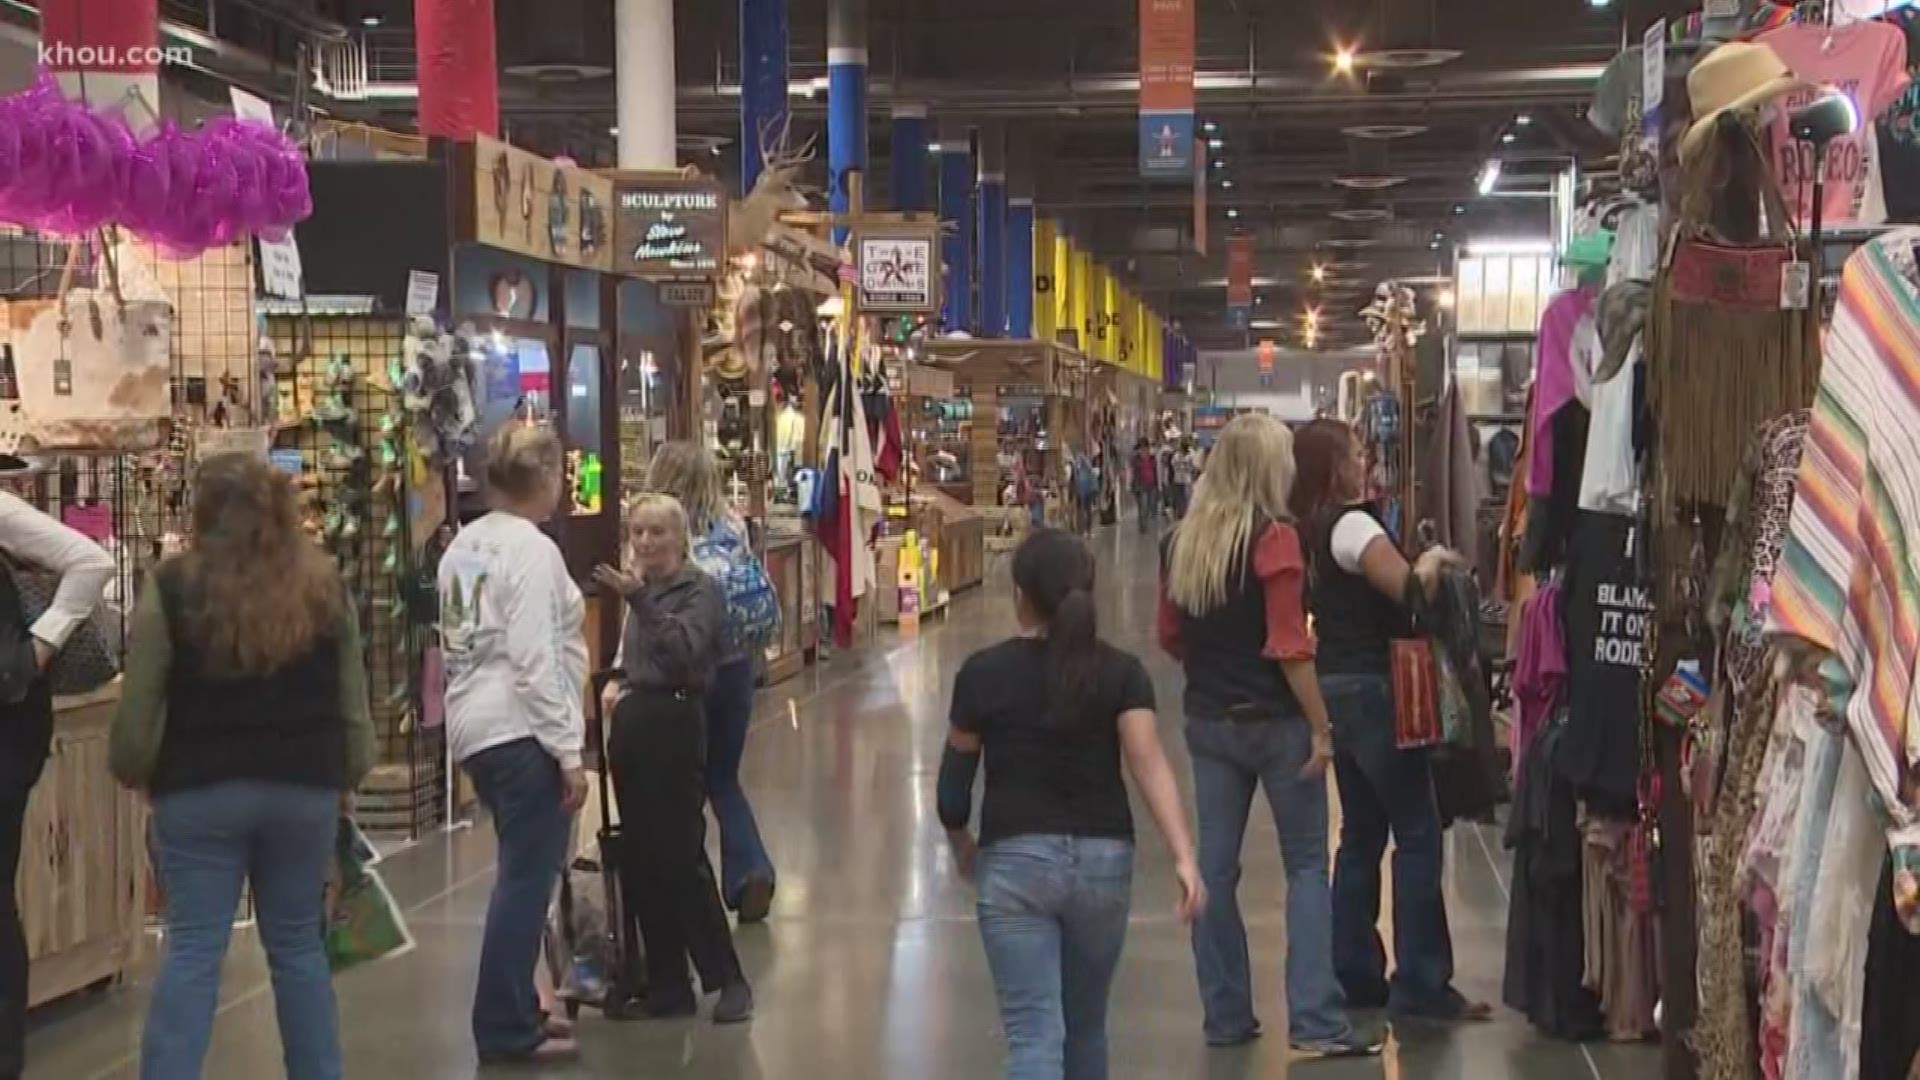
[731,115,817,256]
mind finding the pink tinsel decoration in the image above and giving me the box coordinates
[0,70,313,256]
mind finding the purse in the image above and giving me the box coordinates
[2,556,119,696]
[1390,637,1443,750]
[12,241,173,454]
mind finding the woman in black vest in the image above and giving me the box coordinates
[1289,418,1488,1022]
[0,475,112,1080]
[1158,414,1378,1059]
[111,453,374,1080]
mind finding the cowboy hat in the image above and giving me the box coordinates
[1680,41,1811,161]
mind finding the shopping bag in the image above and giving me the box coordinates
[1390,638,1443,750]
[325,818,414,973]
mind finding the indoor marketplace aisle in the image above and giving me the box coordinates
[24,527,1661,1080]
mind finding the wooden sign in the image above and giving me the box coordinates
[470,136,614,272]
[609,174,729,280]
[855,227,941,313]
[660,280,718,307]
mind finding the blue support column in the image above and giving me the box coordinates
[826,0,867,244]
[890,105,930,212]
[938,135,974,333]
[1007,197,1034,339]
[976,151,1007,338]
[740,0,788,193]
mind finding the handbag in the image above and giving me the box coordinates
[1390,638,1443,750]
[2,556,118,696]
[12,241,173,454]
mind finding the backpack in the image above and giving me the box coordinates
[691,517,780,656]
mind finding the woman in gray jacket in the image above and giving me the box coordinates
[594,494,752,1024]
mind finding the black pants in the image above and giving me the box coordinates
[1861,855,1920,1080]
[608,690,742,1005]
[0,793,28,1079]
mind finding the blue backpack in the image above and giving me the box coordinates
[692,518,781,656]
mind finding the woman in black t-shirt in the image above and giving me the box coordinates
[1290,419,1489,1023]
[939,529,1201,1080]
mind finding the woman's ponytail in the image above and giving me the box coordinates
[1012,530,1103,730]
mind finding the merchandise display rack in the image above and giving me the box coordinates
[267,314,441,838]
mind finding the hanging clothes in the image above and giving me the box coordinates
[1427,380,1479,556]
[1559,510,1653,815]
[1860,854,1920,1080]
[1526,287,1600,503]
[1757,17,1911,229]
[1769,227,1920,931]
[1511,581,1567,788]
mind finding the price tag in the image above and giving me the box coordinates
[1643,20,1667,112]
[1780,260,1811,311]
[405,270,440,319]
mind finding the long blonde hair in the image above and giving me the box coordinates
[644,441,726,532]
[1165,414,1296,615]
[172,452,344,677]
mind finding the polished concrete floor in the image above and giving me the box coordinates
[25,526,1664,1079]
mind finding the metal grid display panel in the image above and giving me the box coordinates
[268,314,443,838]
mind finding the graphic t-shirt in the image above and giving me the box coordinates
[1760,20,1911,228]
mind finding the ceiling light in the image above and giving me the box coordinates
[1226,208,1239,219]
[1589,0,1612,7]
[710,145,722,155]
[1430,240,1442,250]
[927,141,941,152]
[1211,159,1226,169]
[1476,159,1502,196]
[1207,138,1225,150]
[360,14,383,27]
[1453,204,1466,215]
[1334,47,1357,74]
[1310,265,1326,283]
[1221,179,1234,189]
[609,126,619,136]
[1254,295,1264,305]
[1502,132,1517,144]
[1515,114,1532,126]
[1203,120,1218,134]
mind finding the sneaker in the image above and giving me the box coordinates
[712,982,754,1025]
[1290,1027,1386,1060]
[736,876,775,925]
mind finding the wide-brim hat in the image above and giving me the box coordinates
[1680,41,1811,161]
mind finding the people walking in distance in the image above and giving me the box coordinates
[1159,413,1382,1058]
[941,527,1203,1080]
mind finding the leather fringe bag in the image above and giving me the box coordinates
[1644,125,1820,519]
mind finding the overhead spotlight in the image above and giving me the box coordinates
[1212,159,1226,169]
[609,126,620,136]
[1221,179,1234,189]
[926,141,941,153]
[1453,204,1466,215]
[1203,120,1218,134]
[1515,114,1532,126]
[1589,0,1612,7]
[1502,132,1517,144]
[1207,137,1225,150]
[1334,47,1357,74]
[360,14,383,27]
[1310,264,1327,283]
[1226,208,1240,219]
[710,145,722,156]
[1254,295,1264,306]
[1476,159,1502,196]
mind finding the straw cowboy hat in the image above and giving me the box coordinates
[1681,41,1811,161]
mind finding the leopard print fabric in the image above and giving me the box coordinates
[1719,410,1811,700]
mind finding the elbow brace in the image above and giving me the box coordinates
[936,744,981,831]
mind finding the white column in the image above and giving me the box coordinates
[616,0,676,169]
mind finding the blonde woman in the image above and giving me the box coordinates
[628,442,777,923]
[1156,414,1379,1059]
[594,494,752,1023]
[438,424,588,1064]
[111,453,374,1079]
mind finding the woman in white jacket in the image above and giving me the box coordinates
[438,424,588,1065]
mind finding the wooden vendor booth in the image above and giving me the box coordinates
[921,337,1090,532]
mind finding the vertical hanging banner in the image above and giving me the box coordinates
[1193,137,1208,255]
[1257,337,1275,387]
[1139,0,1196,180]
[1226,234,1253,331]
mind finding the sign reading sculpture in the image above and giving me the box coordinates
[610,176,729,280]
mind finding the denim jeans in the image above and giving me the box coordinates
[142,780,341,1080]
[976,835,1134,1080]
[1321,671,1456,1013]
[1133,488,1158,531]
[464,738,572,1058]
[705,658,775,907]
[1185,716,1349,1045]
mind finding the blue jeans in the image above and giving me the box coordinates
[463,738,572,1058]
[142,780,341,1080]
[1133,488,1158,531]
[1185,716,1348,1045]
[705,658,775,907]
[976,835,1134,1080]
[1321,672,1456,1013]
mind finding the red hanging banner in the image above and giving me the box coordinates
[1193,137,1208,256]
[1257,338,1276,371]
[1226,235,1254,307]
[1138,0,1196,179]
[417,0,501,140]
